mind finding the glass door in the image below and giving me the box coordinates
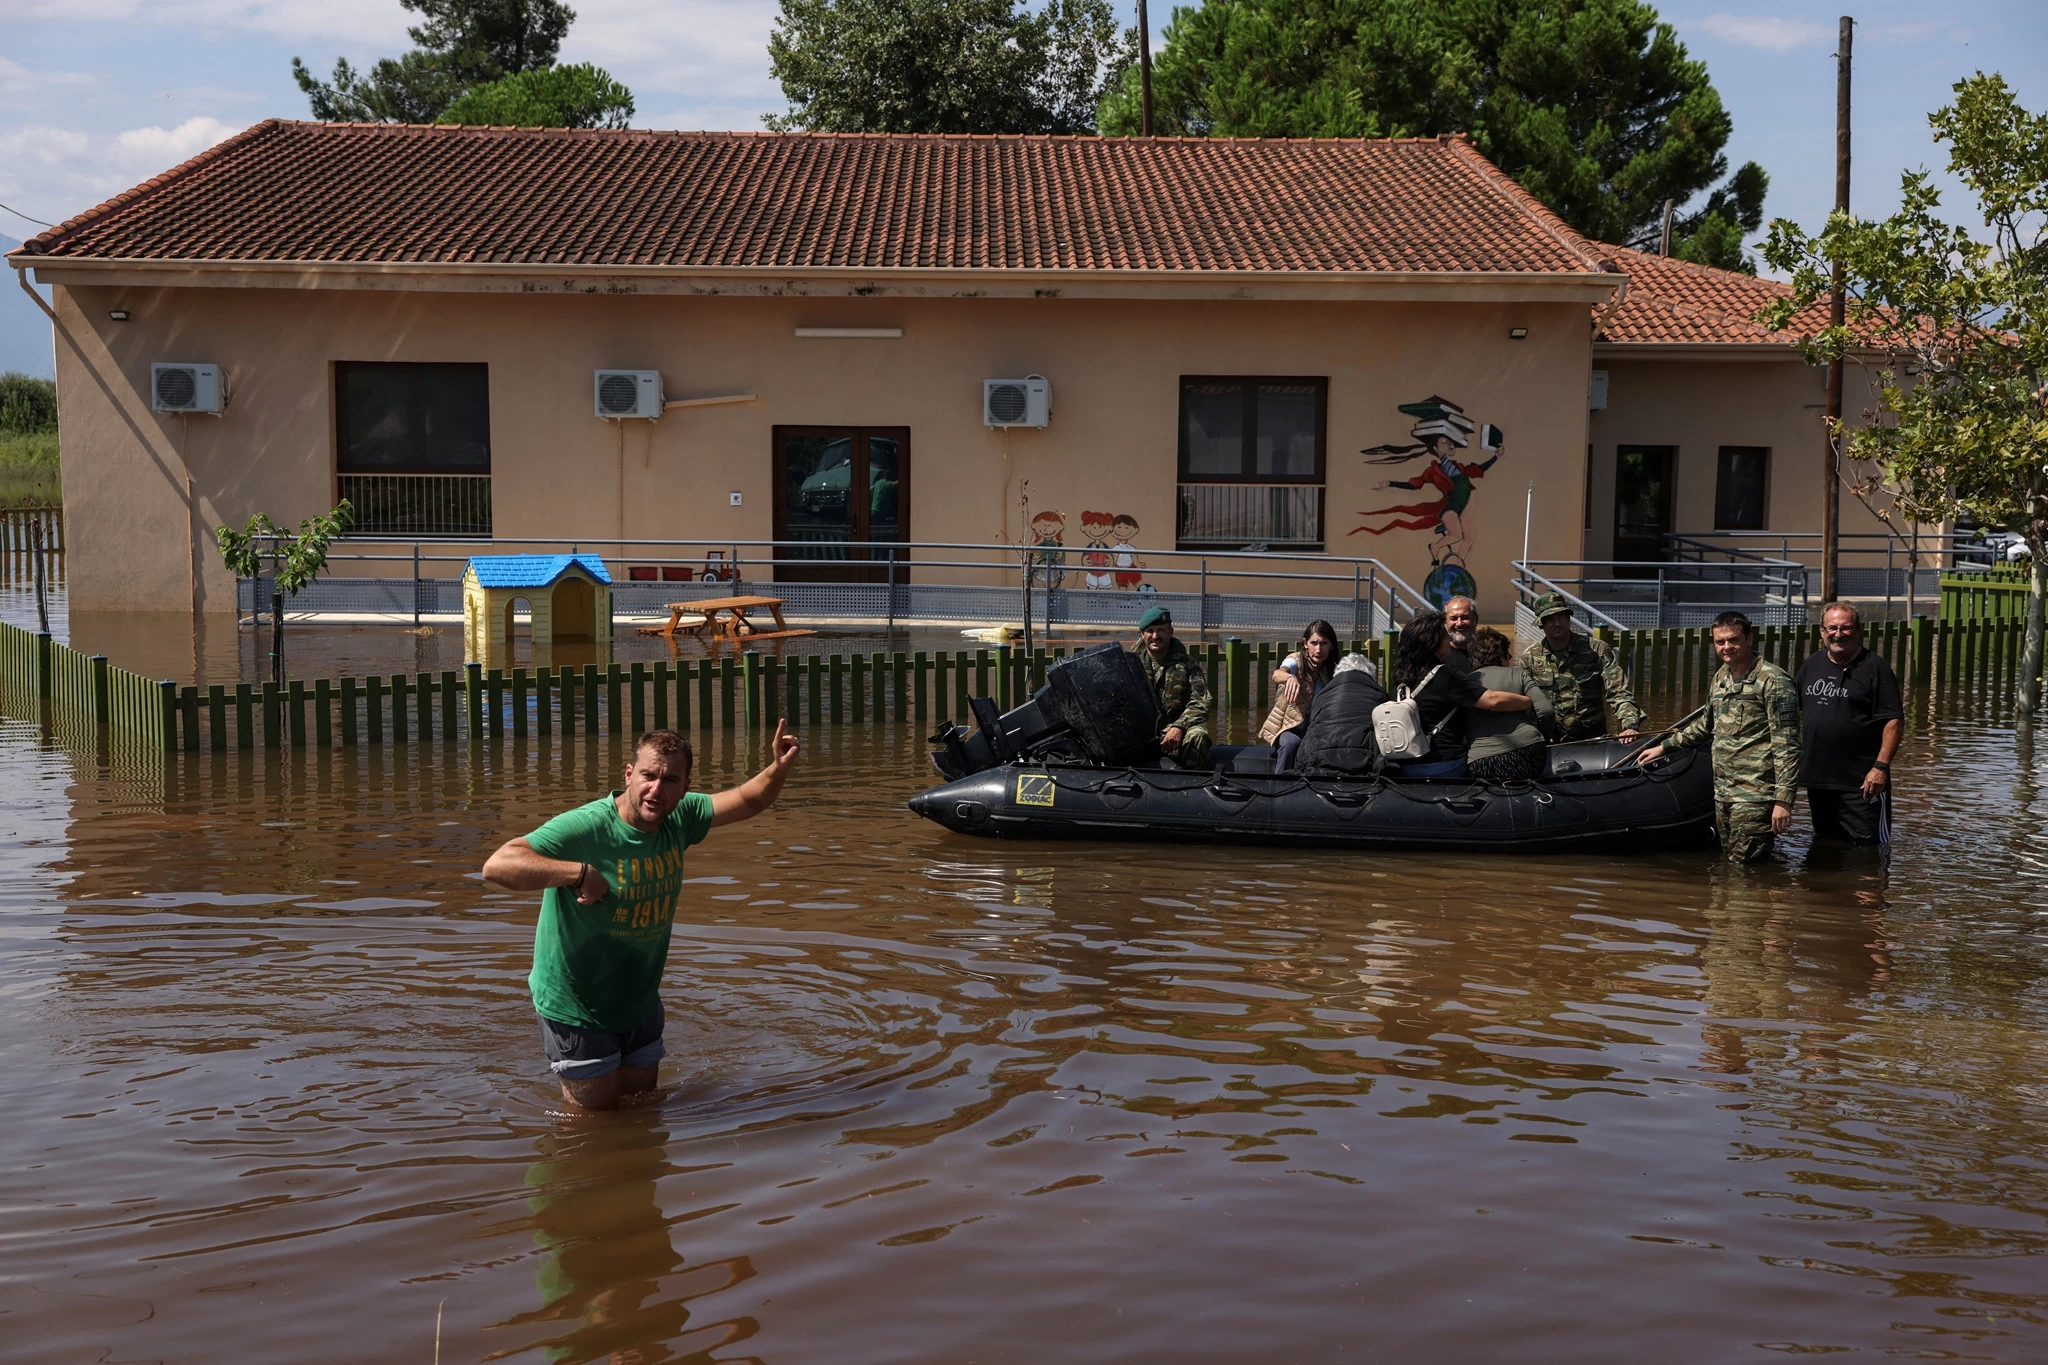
[773,427,910,583]
[1613,445,1675,571]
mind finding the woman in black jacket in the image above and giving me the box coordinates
[1388,610,1534,778]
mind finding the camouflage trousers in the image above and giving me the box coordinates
[1159,726,1213,770]
[1715,801,1778,864]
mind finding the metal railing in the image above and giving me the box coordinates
[1176,483,1324,549]
[1512,555,1808,634]
[1666,530,1984,617]
[240,536,1433,640]
[337,473,492,537]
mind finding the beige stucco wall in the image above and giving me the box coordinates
[1586,353,1894,563]
[47,281,1596,617]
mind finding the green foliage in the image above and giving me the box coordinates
[0,430,60,508]
[215,501,357,596]
[1096,0,1760,248]
[293,0,577,123]
[438,62,634,128]
[767,0,1136,134]
[0,372,57,434]
[1759,73,2048,711]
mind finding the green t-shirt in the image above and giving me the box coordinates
[524,790,715,1031]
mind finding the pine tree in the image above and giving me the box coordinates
[293,0,579,124]
[766,0,1137,135]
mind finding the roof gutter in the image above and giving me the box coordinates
[6,253,1618,290]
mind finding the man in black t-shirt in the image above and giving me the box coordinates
[1793,602,1903,845]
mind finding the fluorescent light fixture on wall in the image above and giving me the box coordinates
[1508,327,1528,339]
[108,309,130,321]
[795,327,903,338]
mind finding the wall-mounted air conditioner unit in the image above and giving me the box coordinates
[152,363,225,414]
[984,376,1050,428]
[595,370,664,419]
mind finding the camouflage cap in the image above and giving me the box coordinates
[1531,591,1573,621]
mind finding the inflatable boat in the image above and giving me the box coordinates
[909,643,1716,853]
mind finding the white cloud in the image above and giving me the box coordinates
[563,0,783,124]
[1698,14,1833,53]
[0,57,97,112]
[0,117,245,228]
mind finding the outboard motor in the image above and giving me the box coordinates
[930,643,1157,779]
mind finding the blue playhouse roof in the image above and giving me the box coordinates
[465,553,612,588]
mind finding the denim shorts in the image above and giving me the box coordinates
[537,1000,666,1080]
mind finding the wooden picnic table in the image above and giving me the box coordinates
[636,594,814,642]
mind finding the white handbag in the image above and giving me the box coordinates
[1373,665,1445,761]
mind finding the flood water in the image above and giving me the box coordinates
[4,685,2048,1362]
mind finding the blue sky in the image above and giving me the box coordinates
[4,0,2045,376]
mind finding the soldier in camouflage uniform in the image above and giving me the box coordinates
[1634,611,1801,863]
[1131,605,1213,769]
[1520,592,1644,742]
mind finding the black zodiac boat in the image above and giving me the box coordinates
[908,643,1715,853]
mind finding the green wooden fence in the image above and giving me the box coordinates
[3,616,2041,758]
[1942,569,2033,622]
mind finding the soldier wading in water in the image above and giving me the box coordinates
[1634,611,1800,863]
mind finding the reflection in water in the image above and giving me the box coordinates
[3,692,2048,1361]
[494,1113,758,1365]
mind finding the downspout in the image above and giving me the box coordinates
[1591,269,1629,341]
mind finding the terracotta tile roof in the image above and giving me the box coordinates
[14,120,1608,275]
[1597,243,1842,347]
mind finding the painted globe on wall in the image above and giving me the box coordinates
[1424,556,1477,610]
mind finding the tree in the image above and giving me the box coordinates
[438,63,634,128]
[293,0,577,123]
[216,502,356,688]
[1096,0,1765,252]
[766,0,1136,134]
[1759,74,2048,720]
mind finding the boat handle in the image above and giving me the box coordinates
[1437,798,1486,816]
[1103,781,1144,799]
[1210,784,1255,803]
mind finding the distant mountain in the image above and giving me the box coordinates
[1,236,57,379]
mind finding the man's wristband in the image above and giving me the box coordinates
[1872,760,1891,773]
[565,862,588,891]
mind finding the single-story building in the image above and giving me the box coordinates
[9,120,1891,620]
[1586,243,1892,569]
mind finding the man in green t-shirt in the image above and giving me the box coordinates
[482,721,800,1111]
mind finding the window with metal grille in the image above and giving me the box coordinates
[336,362,491,536]
[1176,376,1326,550]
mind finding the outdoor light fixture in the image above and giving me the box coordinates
[108,310,130,321]
[1508,327,1528,339]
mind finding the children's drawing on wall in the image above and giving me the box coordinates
[1028,508,1068,588]
[1350,395,1503,609]
[1110,514,1146,590]
[1080,510,1116,589]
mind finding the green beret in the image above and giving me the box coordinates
[1531,591,1572,621]
[1137,605,1172,632]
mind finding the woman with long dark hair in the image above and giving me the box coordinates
[1388,610,1534,779]
[1259,619,1340,771]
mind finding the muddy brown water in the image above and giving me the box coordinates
[4,685,2048,1362]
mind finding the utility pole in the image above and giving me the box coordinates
[1137,0,1154,136]
[1823,15,1853,604]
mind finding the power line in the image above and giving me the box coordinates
[0,201,55,228]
